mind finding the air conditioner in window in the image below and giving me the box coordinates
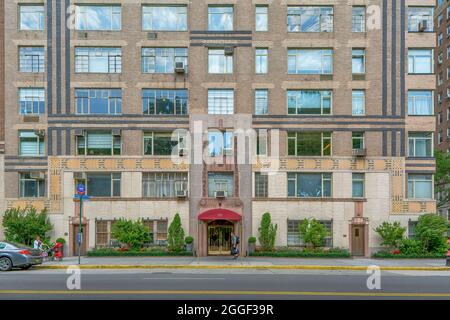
[30,172,45,180]
[224,46,234,56]
[112,129,122,136]
[418,20,428,32]
[175,62,186,73]
[34,129,45,137]
[215,191,227,199]
[352,148,367,157]
[176,190,188,198]
[74,129,86,137]
[74,172,87,180]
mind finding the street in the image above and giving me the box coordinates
[1,268,450,300]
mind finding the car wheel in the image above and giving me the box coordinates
[20,265,32,270]
[0,257,13,271]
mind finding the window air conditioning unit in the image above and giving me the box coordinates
[352,148,367,157]
[34,129,45,137]
[176,190,188,198]
[224,46,234,56]
[30,172,45,180]
[215,190,227,199]
[112,129,122,136]
[74,172,87,180]
[418,20,427,32]
[175,62,186,73]
[74,129,85,137]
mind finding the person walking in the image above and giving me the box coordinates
[231,232,240,260]
[33,236,42,250]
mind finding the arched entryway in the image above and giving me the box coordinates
[207,220,233,255]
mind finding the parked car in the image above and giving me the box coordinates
[0,241,43,271]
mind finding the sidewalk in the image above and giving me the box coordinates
[36,256,450,271]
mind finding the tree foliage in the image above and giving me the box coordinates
[435,150,450,208]
[111,218,150,249]
[167,213,185,252]
[2,207,53,246]
[298,218,330,249]
[415,214,448,254]
[258,212,277,251]
[374,221,406,249]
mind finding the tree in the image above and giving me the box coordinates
[435,150,450,209]
[258,212,277,251]
[298,218,330,249]
[167,213,185,252]
[415,214,448,254]
[374,221,406,250]
[2,207,53,246]
[111,219,149,249]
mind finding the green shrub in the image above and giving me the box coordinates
[250,247,350,258]
[258,212,277,251]
[374,221,406,250]
[87,248,192,257]
[185,236,194,244]
[167,213,185,252]
[111,219,150,250]
[248,236,257,244]
[415,214,448,255]
[399,238,425,256]
[55,238,66,245]
[298,218,330,249]
[2,207,53,246]
[372,251,446,259]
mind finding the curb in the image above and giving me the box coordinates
[34,265,450,271]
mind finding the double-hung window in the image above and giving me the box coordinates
[408,7,434,32]
[208,6,233,31]
[19,47,45,73]
[208,131,233,157]
[75,47,122,73]
[208,173,234,197]
[288,132,332,156]
[408,132,433,157]
[254,172,268,198]
[77,131,121,156]
[352,173,365,198]
[19,173,46,198]
[352,6,366,32]
[142,48,188,73]
[75,89,122,115]
[19,5,45,31]
[408,174,433,199]
[19,88,45,115]
[288,173,332,198]
[287,6,333,32]
[352,132,365,150]
[288,49,333,74]
[352,90,365,115]
[408,91,433,115]
[142,89,188,115]
[255,48,268,74]
[19,131,45,156]
[408,49,433,74]
[142,5,187,31]
[144,132,186,156]
[76,173,121,197]
[255,6,268,31]
[208,90,234,114]
[255,90,268,115]
[142,172,188,198]
[352,49,365,74]
[208,49,233,74]
[287,90,331,115]
[75,5,121,31]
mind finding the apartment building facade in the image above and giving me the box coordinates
[0,0,436,257]
[435,0,450,221]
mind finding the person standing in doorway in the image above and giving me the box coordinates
[231,232,240,260]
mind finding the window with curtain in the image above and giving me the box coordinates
[288,49,333,74]
[288,90,332,115]
[208,172,234,197]
[352,49,365,74]
[19,132,45,156]
[408,174,432,199]
[287,173,332,198]
[352,90,365,115]
[352,173,365,198]
[408,91,433,115]
[142,172,188,198]
[77,131,121,156]
[208,49,233,74]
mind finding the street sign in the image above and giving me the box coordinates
[77,232,82,245]
[77,183,86,195]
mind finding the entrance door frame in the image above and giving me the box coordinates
[69,218,89,257]
[349,223,369,257]
[207,220,234,255]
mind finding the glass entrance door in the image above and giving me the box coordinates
[208,221,233,255]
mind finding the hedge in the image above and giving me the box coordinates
[372,251,447,259]
[250,248,351,258]
[87,248,193,257]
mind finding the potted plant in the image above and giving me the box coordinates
[185,236,194,252]
[248,236,257,254]
[55,238,66,257]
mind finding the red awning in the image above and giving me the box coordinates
[198,209,242,221]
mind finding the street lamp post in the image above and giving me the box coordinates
[76,183,87,265]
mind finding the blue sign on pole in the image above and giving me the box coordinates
[77,183,86,195]
[77,232,82,245]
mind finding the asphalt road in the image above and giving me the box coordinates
[1,268,450,300]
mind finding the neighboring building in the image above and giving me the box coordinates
[435,0,450,222]
[1,1,436,257]
[0,0,4,240]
